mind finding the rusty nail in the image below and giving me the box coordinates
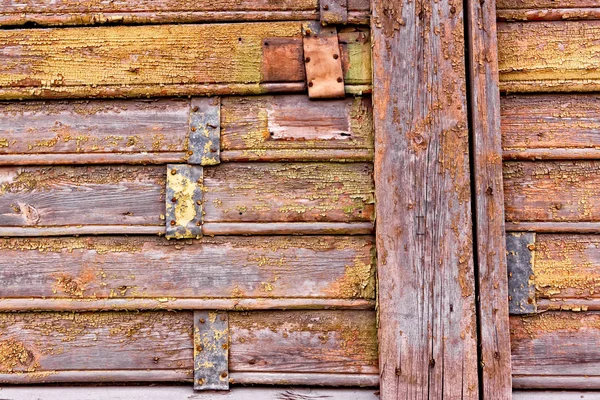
[221,372,228,379]
[222,343,228,350]
[196,221,201,226]
[333,54,339,59]
[153,357,160,363]
[220,314,226,321]
[191,126,197,132]
[305,57,311,63]
[308,81,314,87]
[210,148,217,153]
[323,4,329,10]
[197,200,202,205]
[171,169,177,175]
[187,151,194,156]
[192,106,199,112]
[450,6,457,13]
[337,77,343,83]
[170,220,176,226]
[199,318,205,324]
[207,123,217,129]
[196,344,203,352]
[171,197,177,203]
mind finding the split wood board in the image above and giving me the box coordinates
[0,310,378,383]
[511,311,600,389]
[497,0,600,21]
[498,21,600,92]
[0,235,375,304]
[0,96,374,165]
[0,0,370,26]
[0,163,374,235]
[0,23,371,100]
[503,161,600,223]
[502,94,600,160]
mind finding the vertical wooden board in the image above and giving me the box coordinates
[0,235,375,300]
[220,95,373,161]
[503,161,600,222]
[372,0,479,398]
[0,311,194,372]
[229,310,378,374]
[497,21,600,92]
[202,163,374,223]
[0,166,164,228]
[510,312,600,377]
[466,0,512,395]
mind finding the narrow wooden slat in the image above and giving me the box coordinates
[0,23,370,100]
[229,372,379,387]
[0,163,373,235]
[466,0,512,395]
[202,222,373,235]
[0,386,381,400]
[498,0,600,8]
[511,312,600,388]
[372,0,479,397]
[220,96,373,162]
[502,94,600,160]
[497,0,600,21]
[0,0,370,26]
[0,95,373,165]
[514,392,600,400]
[504,161,600,223]
[0,310,377,383]
[0,235,375,302]
[505,222,600,233]
[498,21,600,92]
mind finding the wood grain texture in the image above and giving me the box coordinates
[503,161,600,223]
[220,95,373,162]
[0,163,373,234]
[502,94,600,160]
[0,0,370,26]
[511,312,600,388]
[514,392,600,399]
[498,21,600,92]
[0,235,375,301]
[0,95,373,164]
[0,386,381,400]
[0,23,370,100]
[372,0,479,398]
[0,310,377,383]
[497,0,600,21]
[466,0,512,396]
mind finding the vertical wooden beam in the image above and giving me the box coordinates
[372,0,479,398]
[465,0,513,397]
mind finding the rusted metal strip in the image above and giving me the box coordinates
[189,97,221,166]
[165,164,203,239]
[320,0,348,24]
[302,22,345,99]
[506,232,537,314]
[194,311,229,391]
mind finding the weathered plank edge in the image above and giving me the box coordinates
[466,0,512,395]
[230,372,379,387]
[503,148,600,161]
[0,298,376,311]
[0,386,381,400]
[499,80,600,94]
[513,392,600,400]
[504,222,600,233]
[513,376,600,390]
[0,153,189,166]
[497,8,600,22]
[220,149,374,162]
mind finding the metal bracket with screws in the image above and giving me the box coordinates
[165,164,203,239]
[506,232,537,314]
[302,22,345,99]
[188,97,221,166]
[320,0,348,25]
[193,311,229,391]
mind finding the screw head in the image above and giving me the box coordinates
[323,4,329,10]
[308,82,314,87]
[171,169,177,175]
[337,77,343,83]
[305,57,311,63]
[333,54,339,59]
[170,220,176,226]
[192,106,199,112]
[171,197,177,203]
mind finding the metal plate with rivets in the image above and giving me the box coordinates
[165,164,203,239]
[189,97,220,166]
[302,22,345,99]
[193,311,229,391]
[506,232,537,314]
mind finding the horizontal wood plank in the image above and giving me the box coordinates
[0,0,370,26]
[0,310,378,382]
[0,235,375,301]
[514,392,600,400]
[497,0,600,21]
[511,312,600,388]
[0,163,374,235]
[0,23,370,100]
[0,95,373,164]
[504,161,600,223]
[502,94,600,160]
[498,21,600,92]
[0,386,381,400]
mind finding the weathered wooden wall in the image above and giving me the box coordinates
[497,0,600,392]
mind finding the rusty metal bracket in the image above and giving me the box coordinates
[165,164,203,239]
[194,311,229,391]
[506,232,537,314]
[188,97,220,166]
[302,22,345,99]
[320,0,348,25]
